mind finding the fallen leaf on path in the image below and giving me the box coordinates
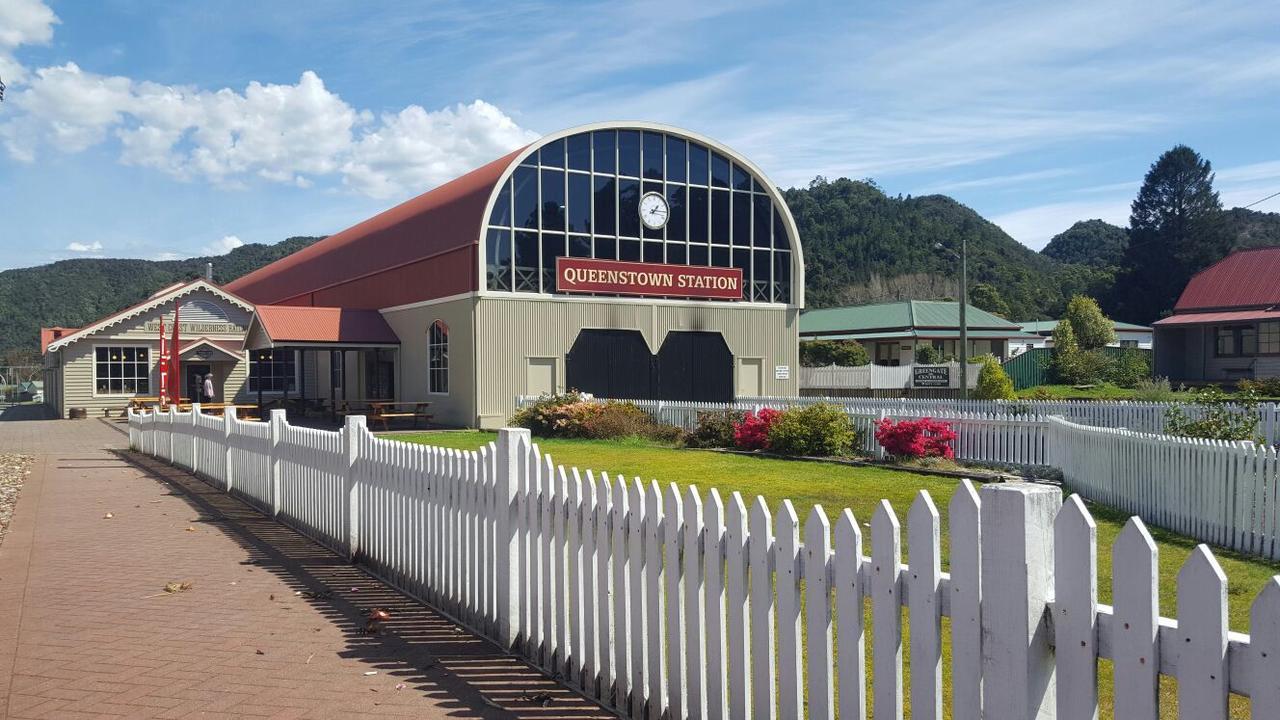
[103,512,113,519]
[255,649,265,655]
[363,671,378,676]
[164,581,193,594]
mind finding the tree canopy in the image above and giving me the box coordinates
[1042,219,1129,267]
[1063,295,1115,350]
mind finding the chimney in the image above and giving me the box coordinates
[206,262,213,282]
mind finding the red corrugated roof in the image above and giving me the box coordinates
[1174,247,1280,311]
[40,327,78,354]
[253,306,399,345]
[225,147,528,308]
[1153,309,1280,326]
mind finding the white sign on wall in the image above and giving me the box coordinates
[775,365,790,380]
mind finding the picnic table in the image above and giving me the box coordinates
[369,401,432,431]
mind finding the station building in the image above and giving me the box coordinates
[227,122,805,428]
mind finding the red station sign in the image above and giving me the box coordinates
[556,257,744,300]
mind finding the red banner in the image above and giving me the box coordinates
[556,257,743,300]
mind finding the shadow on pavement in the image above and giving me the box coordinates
[0,404,55,422]
[114,448,615,720]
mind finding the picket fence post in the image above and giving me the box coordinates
[342,414,366,561]
[223,406,235,492]
[496,427,531,650]
[167,405,176,462]
[268,408,285,516]
[980,482,1061,720]
[190,403,201,476]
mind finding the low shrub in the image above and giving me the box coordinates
[684,409,744,448]
[1238,377,1280,397]
[511,393,680,442]
[914,345,943,365]
[581,401,656,440]
[974,356,1016,400]
[1165,386,1262,442]
[874,417,957,460]
[1133,376,1175,401]
[734,408,783,451]
[766,403,858,457]
[509,391,592,437]
[1108,348,1152,387]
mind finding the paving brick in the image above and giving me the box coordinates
[0,419,613,718]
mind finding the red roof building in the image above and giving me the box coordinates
[1153,247,1280,383]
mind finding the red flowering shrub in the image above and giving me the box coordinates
[734,408,783,450]
[874,417,957,459]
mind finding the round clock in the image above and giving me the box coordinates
[639,192,670,230]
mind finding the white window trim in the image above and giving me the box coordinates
[428,320,449,396]
[91,343,154,398]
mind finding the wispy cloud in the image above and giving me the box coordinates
[65,240,103,253]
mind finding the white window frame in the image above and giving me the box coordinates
[92,344,153,397]
[1260,321,1280,355]
[247,349,300,394]
[428,320,449,395]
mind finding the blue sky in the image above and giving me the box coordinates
[1,0,1279,271]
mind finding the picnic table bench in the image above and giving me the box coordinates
[369,401,432,431]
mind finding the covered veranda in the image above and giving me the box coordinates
[243,306,401,424]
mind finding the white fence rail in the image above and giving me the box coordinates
[1048,416,1280,561]
[799,362,984,390]
[524,395,1280,445]
[128,405,1279,719]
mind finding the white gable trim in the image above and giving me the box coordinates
[46,280,255,353]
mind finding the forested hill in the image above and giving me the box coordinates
[786,178,1066,320]
[0,236,321,361]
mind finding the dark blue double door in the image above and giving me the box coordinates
[565,329,734,402]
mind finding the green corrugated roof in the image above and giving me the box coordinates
[810,329,1038,341]
[799,300,1020,335]
[1019,319,1153,334]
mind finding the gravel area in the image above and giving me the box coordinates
[0,453,33,546]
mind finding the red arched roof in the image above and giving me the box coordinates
[1174,246,1280,312]
[225,146,527,307]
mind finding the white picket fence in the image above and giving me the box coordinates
[525,395,1280,445]
[799,362,984,390]
[127,405,1280,719]
[1048,416,1280,562]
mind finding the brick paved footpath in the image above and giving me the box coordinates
[0,418,614,719]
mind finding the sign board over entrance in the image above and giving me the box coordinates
[913,365,951,387]
[556,257,743,300]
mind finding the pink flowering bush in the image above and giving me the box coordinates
[874,417,957,460]
[733,408,783,451]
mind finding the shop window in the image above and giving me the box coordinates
[488,180,512,227]
[710,152,731,188]
[1217,325,1256,356]
[688,187,709,243]
[711,190,730,244]
[566,133,591,172]
[1261,321,1280,354]
[540,169,565,231]
[618,179,641,237]
[567,173,591,233]
[689,143,709,186]
[643,132,664,180]
[593,176,616,236]
[513,166,538,229]
[666,136,686,183]
[95,346,150,395]
[248,349,297,393]
[428,321,449,395]
[539,138,564,168]
[666,185,687,242]
[753,195,771,247]
[732,163,751,191]
[617,130,641,177]
[732,192,751,246]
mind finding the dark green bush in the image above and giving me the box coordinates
[800,339,869,367]
[914,345,943,364]
[683,409,744,448]
[766,403,858,457]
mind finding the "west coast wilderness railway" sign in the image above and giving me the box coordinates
[556,258,743,300]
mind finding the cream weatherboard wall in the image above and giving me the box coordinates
[380,296,478,428]
[472,294,799,428]
[47,288,252,418]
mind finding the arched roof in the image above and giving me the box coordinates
[225,122,803,309]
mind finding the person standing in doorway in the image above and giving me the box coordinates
[203,373,216,403]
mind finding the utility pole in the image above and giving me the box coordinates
[959,232,969,400]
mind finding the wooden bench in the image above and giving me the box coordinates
[369,402,432,432]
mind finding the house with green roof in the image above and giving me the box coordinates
[799,300,1037,366]
[1017,319,1153,353]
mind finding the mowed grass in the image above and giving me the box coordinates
[392,430,1280,718]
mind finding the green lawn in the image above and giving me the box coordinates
[391,430,1279,717]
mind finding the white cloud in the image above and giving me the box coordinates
[65,240,103,253]
[203,235,244,255]
[0,0,58,86]
[342,100,538,198]
[2,61,535,198]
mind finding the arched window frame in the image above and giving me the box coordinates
[428,320,449,395]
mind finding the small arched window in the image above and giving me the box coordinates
[428,320,449,394]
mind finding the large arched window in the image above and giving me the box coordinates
[428,320,449,394]
[484,128,795,303]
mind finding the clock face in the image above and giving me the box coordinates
[639,192,670,230]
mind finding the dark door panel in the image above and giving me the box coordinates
[566,329,654,400]
[655,331,733,402]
